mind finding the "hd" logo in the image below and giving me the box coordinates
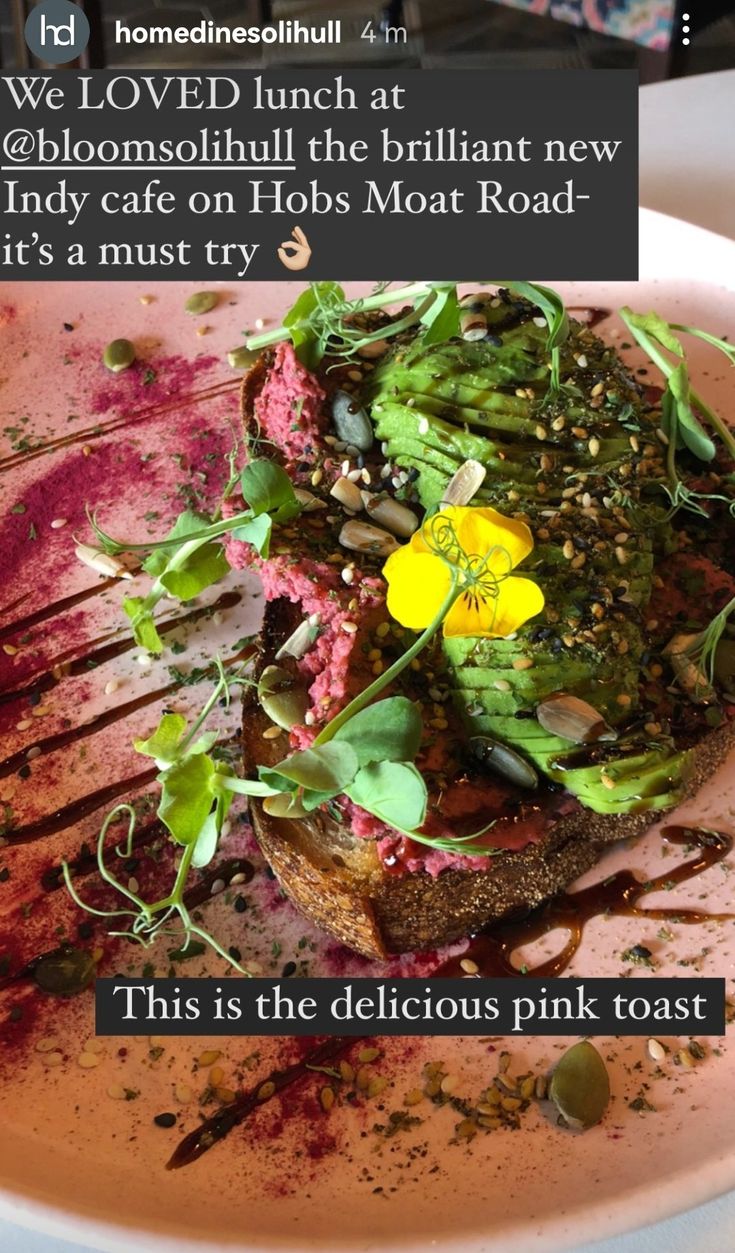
[25,0,90,65]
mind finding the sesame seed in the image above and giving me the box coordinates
[629,434,640,452]
[647,1038,666,1063]
[513,658,534,671]
[35,1036,61,1053]
[341,620,358,634]
[590,381,605,397]
[588,437,600,457]
[50,517,68,529]
[77,1052,101,1069]
[44,1052,64,1067]
[2,644,17,656]
[16,719,32,731]
[107,1084,128,1100]
[104,679,120,696]
[535,424,547,441]
[551,416,566,432]
[562,540,575,560]
[262,726,282,739]
[616,693,632,706]
[210,879,225,896]
[258,1081,276,1100]
[440,1074,457,1095]
[460,958,479,974]
[576,354,588,368]
[615,546,629,565]
[493,679,511,692]
[418,417,430,435]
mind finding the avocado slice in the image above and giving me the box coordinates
[364,293,683,816]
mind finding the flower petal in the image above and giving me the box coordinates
[383,547,453,630]
[455,506,534,574]
[443,575,544,639]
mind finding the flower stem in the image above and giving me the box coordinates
[313,580,460,747]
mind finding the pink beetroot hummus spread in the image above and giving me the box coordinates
[227,344,571,877]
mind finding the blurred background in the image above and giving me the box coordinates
[3,0,735,79]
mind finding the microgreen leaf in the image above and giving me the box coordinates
[159,544,230,601]
[122,596,163,653]
[240,460,298,517]
[231,512,274,558]
[416,286,460,350]
[346,761,427,831]
[499,281,569,394]
[260,742,359,800]
[283,281,346,368]
[666,363,716,461]
[143,511,213,576]
[333,696,422,767]
[134,712,187,765]
[158,754,216,846]
[623,310,684,356]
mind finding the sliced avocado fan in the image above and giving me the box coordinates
[364,293,692,816]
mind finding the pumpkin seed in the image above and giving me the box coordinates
[34,946,96,997]
[470,736,538,789]
[441,459,487,507]
[263,792,309,819]
[185,291,218,316]
[536,693,618,744]
[548,1041,610,1129]
[226,345,259,370]
[275,615,320,662]
[257,665,309,730]
[331,390,373,451]
[103,338,135,373]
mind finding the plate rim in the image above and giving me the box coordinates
[2,213,735,1253]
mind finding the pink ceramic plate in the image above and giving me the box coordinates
[1,209,735,1253]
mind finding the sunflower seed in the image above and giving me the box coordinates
[363,493,418,538]
[536,693,617,744]
[74,544,132,580]
[339,520,400,556]
[330,477,364,513]
[293,488,327,513]
[441,459,487,507]
[275,616,320,661]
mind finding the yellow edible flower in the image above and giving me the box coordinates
[383,504,544,639]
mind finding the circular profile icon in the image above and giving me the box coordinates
[25,0,90,65]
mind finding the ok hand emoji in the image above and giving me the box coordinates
[277,225,312,272]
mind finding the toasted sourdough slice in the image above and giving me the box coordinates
[237,331,735,961]
[243,597,735,959]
